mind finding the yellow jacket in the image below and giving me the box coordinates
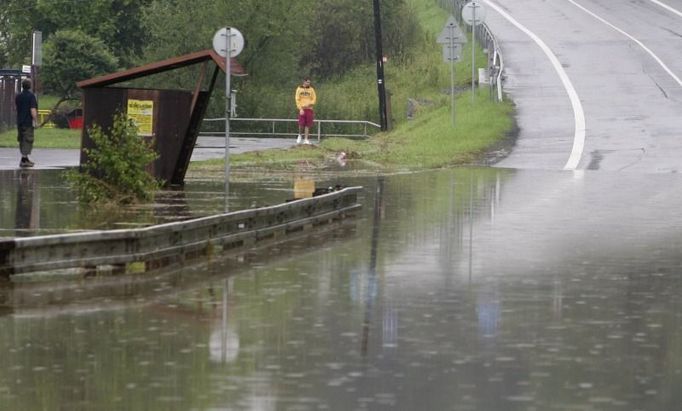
[295,85,317,110]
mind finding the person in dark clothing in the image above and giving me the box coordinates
[15,79,38,168]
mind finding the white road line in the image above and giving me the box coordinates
[482,0,586,170]
[647,0,682,18]
[568,0,682,88]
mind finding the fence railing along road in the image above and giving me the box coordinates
[202,117,381,141]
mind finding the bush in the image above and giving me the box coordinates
[67,113,160,204]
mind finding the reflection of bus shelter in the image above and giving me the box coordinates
[76,50,245,185]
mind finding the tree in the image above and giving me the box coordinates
[136,0,421,119]
[41,30,118,106]
[139,0,316,117]
[141,0,313,83]
[1,0,150,68]
[34,0,151,66]
[0,0,38,67]
[304,0,420,79]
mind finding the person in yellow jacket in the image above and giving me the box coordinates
[295,77,316,144]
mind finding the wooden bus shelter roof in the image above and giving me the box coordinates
[77,49,245,89]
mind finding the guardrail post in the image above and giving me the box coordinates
[317,121,321,142]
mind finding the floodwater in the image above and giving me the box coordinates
[0,169,302,236]
[2,167,682,410]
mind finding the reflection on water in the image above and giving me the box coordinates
[15,169,39,232]
[1,168,682,410]
[0,169,344,235]
[293,176,315,199]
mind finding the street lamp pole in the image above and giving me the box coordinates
[372,0,388,131]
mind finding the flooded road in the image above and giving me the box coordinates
[0,168,302,236]
[1,168,682,410]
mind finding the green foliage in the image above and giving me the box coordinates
[35,0,151,66]
[2,0,427,123]
[301,0,420,78]
[0,0,149,67]
[141,0,312,82]
[203,0,482,130]
[361,90,515,169]
[138,0,422,118]
[42,30,118,99]
[295,90,516,171]
[191,89,515,175]
[67,113,160,204]
[0,0,36,66]
[303,0,374,77]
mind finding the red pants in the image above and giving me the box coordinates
[298,108,314,128]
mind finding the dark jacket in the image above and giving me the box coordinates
[15,90,38,127]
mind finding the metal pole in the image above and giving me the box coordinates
[224,29,231,212]
[450,25,456,127]
[373,0,388,131]
[468,174,474,282]
[221,278,228,363]
[471,7,476,102]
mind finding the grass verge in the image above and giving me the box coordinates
[189,88,514,177]
[0,127,81,149]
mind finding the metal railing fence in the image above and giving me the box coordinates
[202,117,381,141]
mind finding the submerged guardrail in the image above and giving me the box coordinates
[0,187,362,279]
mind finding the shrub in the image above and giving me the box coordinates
[67,113,160,204]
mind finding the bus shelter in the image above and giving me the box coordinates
[77,50,245,185]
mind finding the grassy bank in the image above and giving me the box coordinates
[191,88,513,176]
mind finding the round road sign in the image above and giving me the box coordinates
[212,27,244,58]
[462,1,486,26]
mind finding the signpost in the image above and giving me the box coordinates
[462,2,486,101]
[372,0,388,131]
[212,27,244,211]
[31,31,42,95]
[437,16,466,127]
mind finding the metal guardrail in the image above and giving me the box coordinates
[201,118,381,141]
[443,0,505,102]
[0,187,363,278]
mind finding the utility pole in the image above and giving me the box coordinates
[372,0,388,131]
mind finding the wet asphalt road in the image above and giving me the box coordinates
[485,0,682,172]
[0,136,295,170]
